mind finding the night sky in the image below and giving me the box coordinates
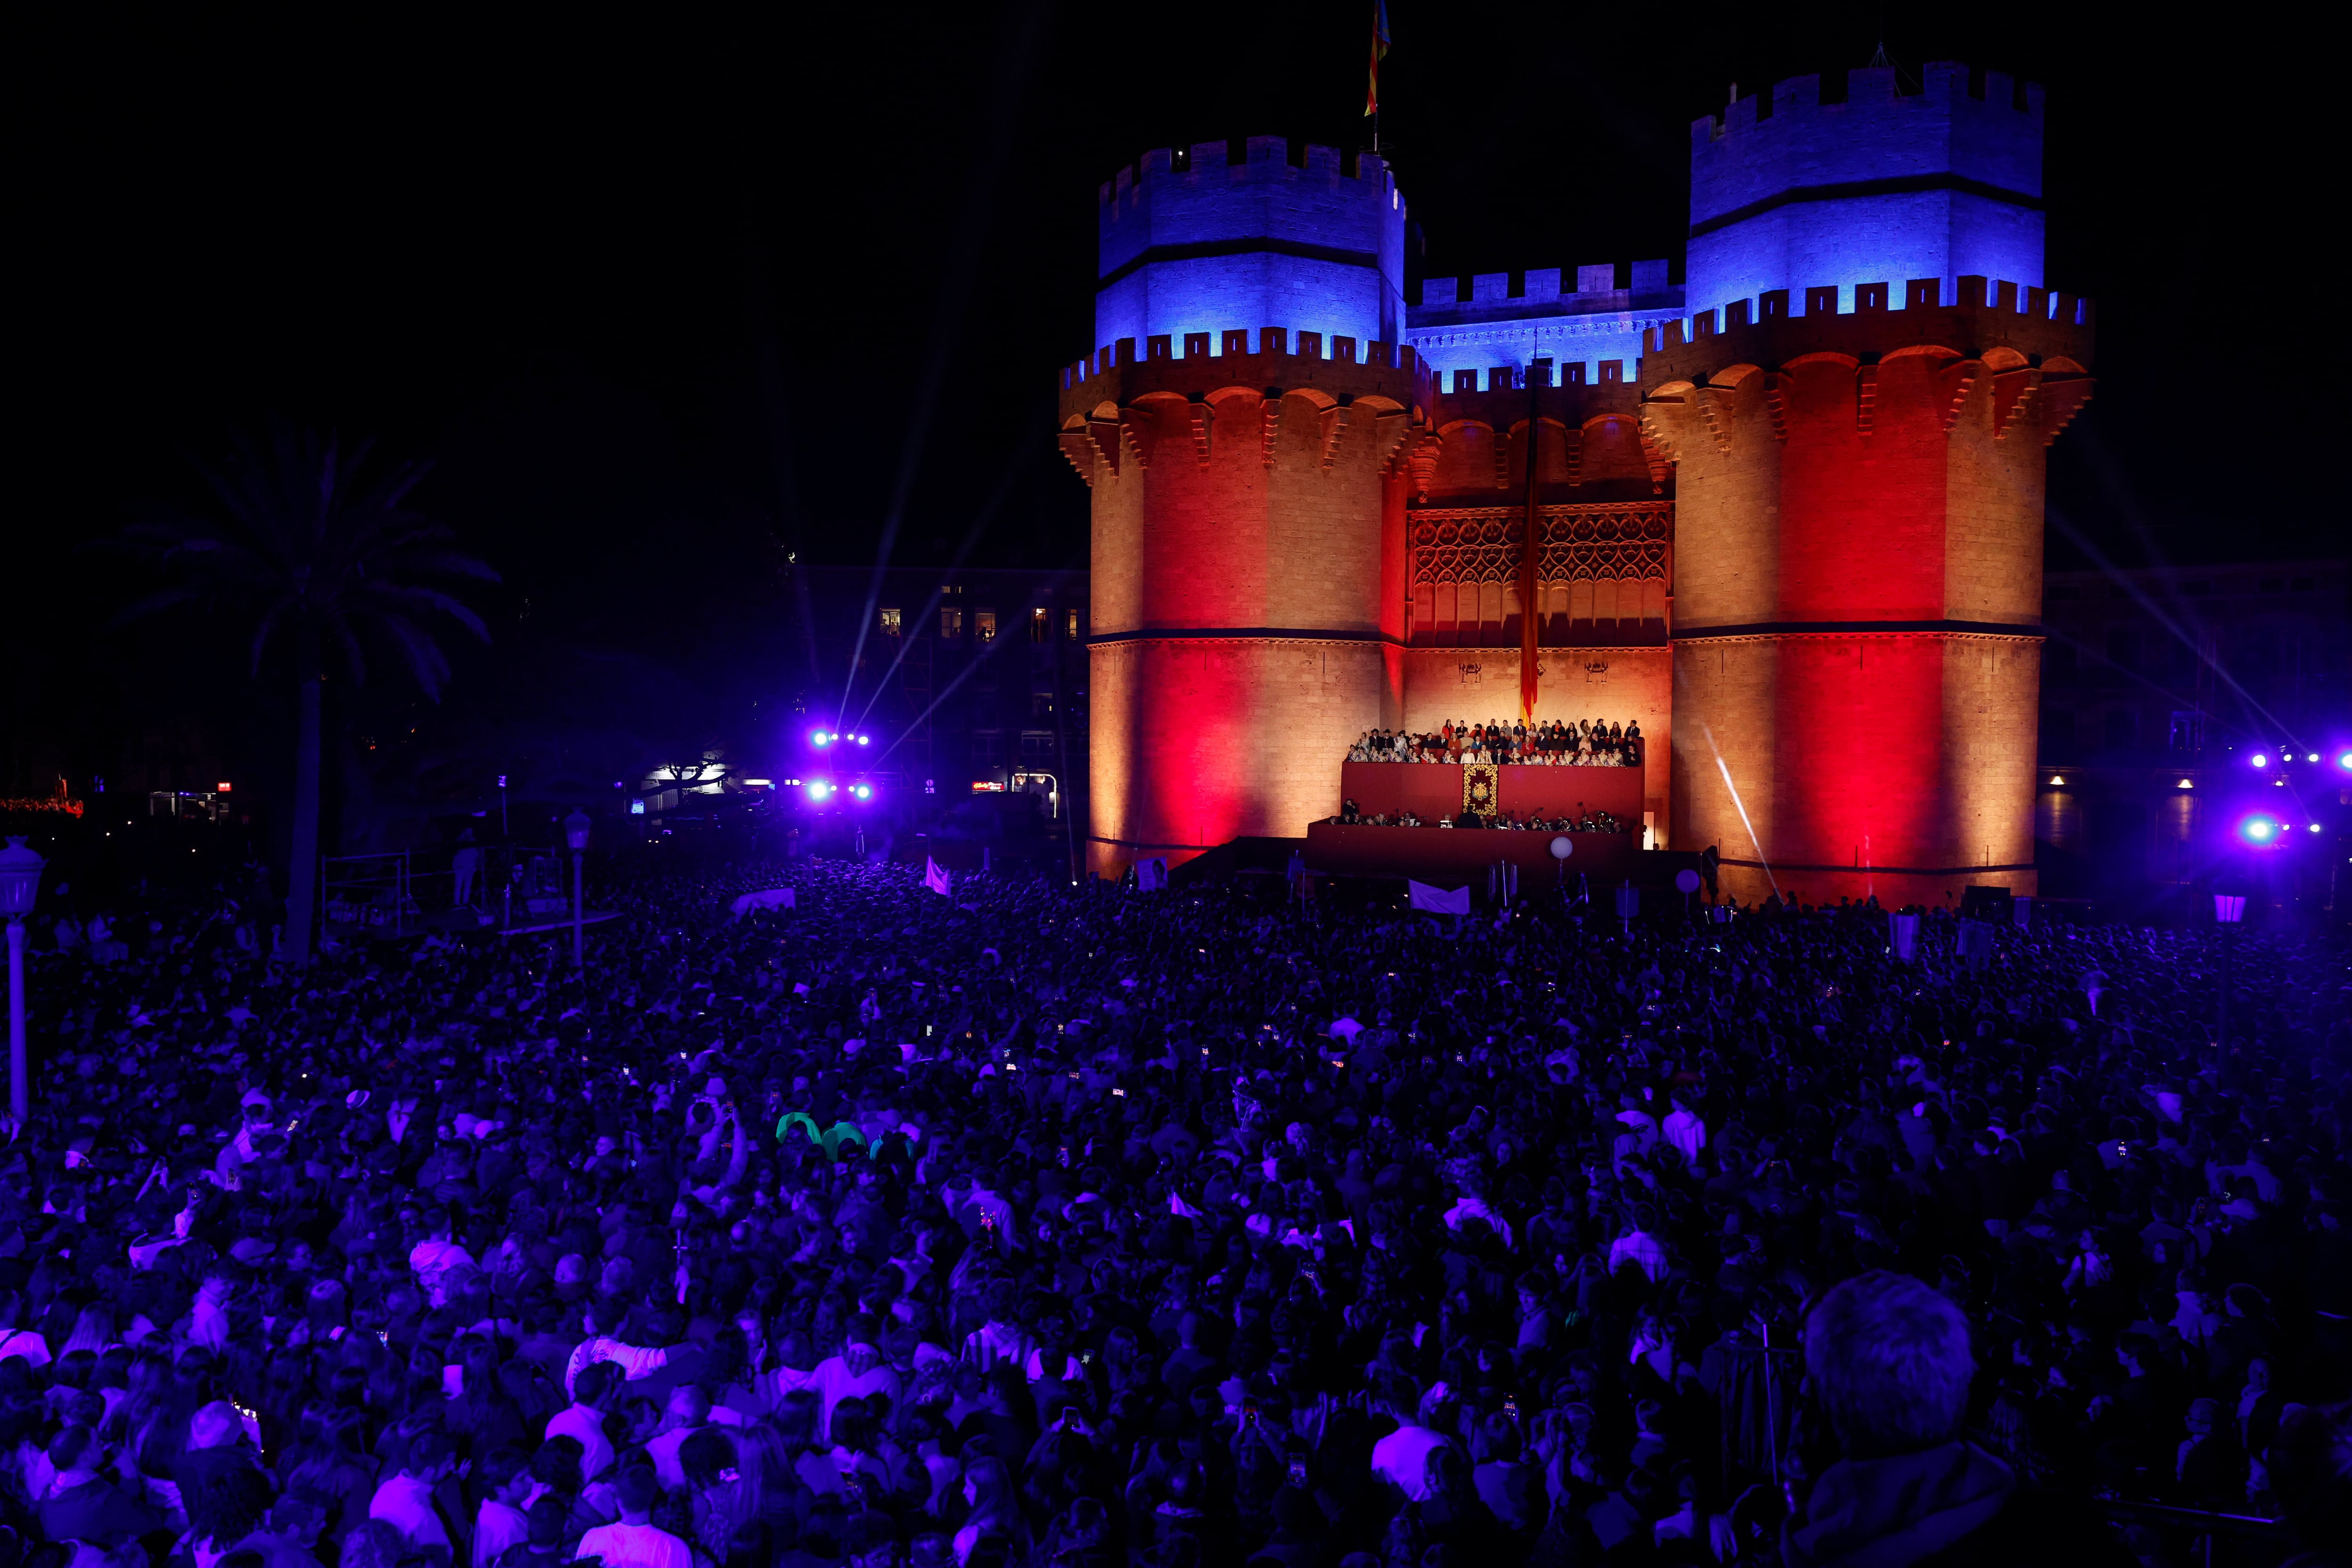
[5,3,2325,799]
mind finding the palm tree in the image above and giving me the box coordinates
[117,422,498,964]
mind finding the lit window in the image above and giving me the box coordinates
[940,607,963,639]
[1065,608,1081,640]
[879,608,902,637]
[1031,607,1049,643]
[975,611,997,643]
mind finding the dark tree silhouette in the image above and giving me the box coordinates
[115,423,497,964]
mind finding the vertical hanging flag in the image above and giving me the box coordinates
[1365,0,1390,117]
[1519,372,1542,724]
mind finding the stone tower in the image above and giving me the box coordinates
[1059,140,1426,876]
[1643,64,2093,907]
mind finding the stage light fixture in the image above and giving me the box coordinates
[2237,813,2280,845]
[2177,779,2193,789]
[2308,753,2320,763]
[2250,753,2267,768]
[851,783,874,801]
[2312,823,2324,833]
[857,735,870,746]
[2338,750,2352,771]
[811,729,831,747]
[806,780,833,801]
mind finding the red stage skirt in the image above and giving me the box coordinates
[1304,821,1637,883]
[1335,760,1644,824]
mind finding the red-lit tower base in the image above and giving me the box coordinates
[1059,332,1429,876]
[1643,279,2094,908]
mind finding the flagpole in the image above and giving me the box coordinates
[1518,348,1542,726]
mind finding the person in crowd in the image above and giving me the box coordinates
[1348,720,1641,769]
[0,849,2344,1568]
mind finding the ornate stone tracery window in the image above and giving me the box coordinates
[1407,501,1672,645]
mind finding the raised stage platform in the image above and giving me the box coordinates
[1337,760,1645,824]
[1305,821,1637,882]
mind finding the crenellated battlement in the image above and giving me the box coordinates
[1098,137,1390,210]
[1057,325,1435,427]
[1097,137,1403,275]
[1091,135,1409,362]
[1410,260,1677,326]
[1638,275,2091,382]
[1691,63,2042,228]
[1683,62,2048,325]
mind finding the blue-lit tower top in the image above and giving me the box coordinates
[1094,136,1406,354]
[1685,62,2044,322]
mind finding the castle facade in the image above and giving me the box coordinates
[1058,64,2093,906]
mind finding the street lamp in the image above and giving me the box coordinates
[0,837,47,1123]
[564,810,591,969]
[2214,890,2247,1048]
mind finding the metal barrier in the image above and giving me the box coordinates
[320,852,418,938]
[2092,1499,2294,1568]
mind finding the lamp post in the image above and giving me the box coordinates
[564,810,591,969]
[2213,890,2246,1048]
[0,837,47,1124]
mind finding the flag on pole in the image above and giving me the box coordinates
[924,857,951,896]
[1365,0,1390,117]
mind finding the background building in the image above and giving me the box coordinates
[791,565,1090,831]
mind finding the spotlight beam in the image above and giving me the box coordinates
[2044,500,2303,753]
[835,3,1048,726]
[1676,659,1777,899]
[842,441,1044,742]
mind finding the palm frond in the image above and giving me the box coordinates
[109,418,497,700]
[375,613,454,700]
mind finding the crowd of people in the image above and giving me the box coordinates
[1,851,2348,1568]
[1330,805,1628,836]
[1349,723,1643,769]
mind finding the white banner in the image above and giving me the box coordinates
[1889,911,1919,961]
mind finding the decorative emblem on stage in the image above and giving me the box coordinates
[1462,764,1498,817]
